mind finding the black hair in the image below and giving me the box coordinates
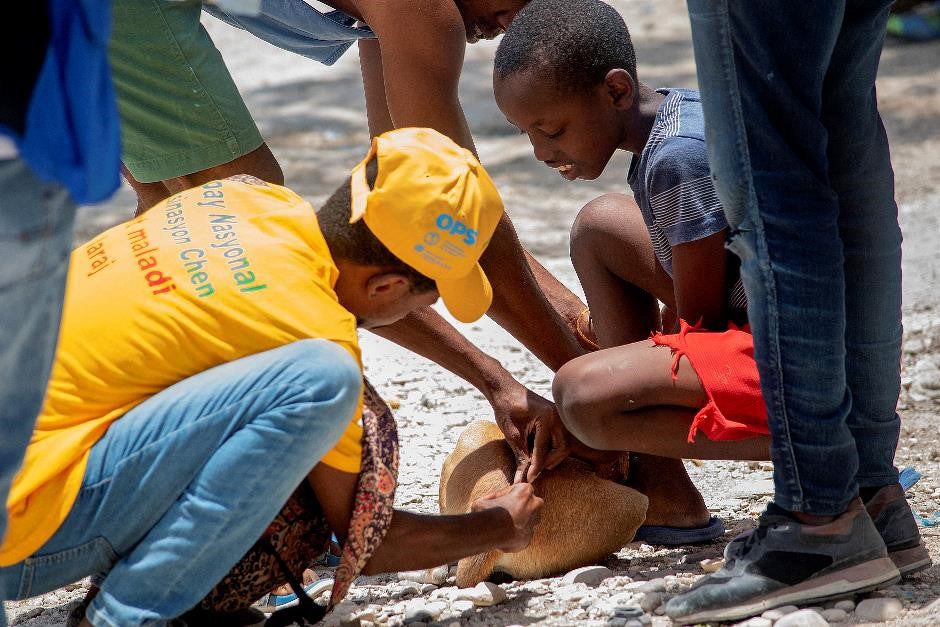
[494,0,637,93]
[317,159,436,294]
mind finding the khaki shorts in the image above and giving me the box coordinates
[110,0,264,182]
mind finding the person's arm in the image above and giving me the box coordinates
[670,229,730,330]
[307,463,543,574]
[370,307,570,482]
[648,140,731,330]
[355,3,586,372]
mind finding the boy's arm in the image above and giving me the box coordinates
[370,307,570,482]
[648,140,731,330]
[308,463,542,574]
[670,229,730,330]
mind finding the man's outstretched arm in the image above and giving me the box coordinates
[371,306,570,481]
[308,463,543,574]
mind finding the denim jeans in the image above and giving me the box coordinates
[0,339,362,626]
[0,158,76,567]
[686,0,902,514]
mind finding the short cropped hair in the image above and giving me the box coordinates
[317,160,436,293]
[494,0,637,93]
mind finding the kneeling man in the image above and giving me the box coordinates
[0,128,541,626]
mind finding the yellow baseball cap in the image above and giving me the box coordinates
[349,128,504,323]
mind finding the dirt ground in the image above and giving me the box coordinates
[5,0,939,625]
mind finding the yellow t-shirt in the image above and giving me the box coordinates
[1,179,363,565]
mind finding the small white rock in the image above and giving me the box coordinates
[638,592,663,612]
[855,597,903,621]
[453,581,507,607]
[832,599,855,612]
[451,599,475,613]
[402,608,430,625]
[562,565,613,587]
[341,609,376,627]
[397,565,448,586]
[556,584,588,602]
[737,618,773,627]
[525,597,543,609]
[774,608,829,627]
[821,608,847,623]
[610,591,640,606]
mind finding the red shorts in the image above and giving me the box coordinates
[651,320,769,444]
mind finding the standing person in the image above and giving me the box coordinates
[109,0,588,393]
[666,2,931,623]
[0,8,120,621]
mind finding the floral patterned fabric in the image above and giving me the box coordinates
[198,377,399,616]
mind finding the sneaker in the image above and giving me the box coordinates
[864,483,932,576]
[664,498,900,624]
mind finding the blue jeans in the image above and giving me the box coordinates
[0,158,76,565]
[686,0,902,514]
[0,340,361,626]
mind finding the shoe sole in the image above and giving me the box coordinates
[674,557,901,624]
[892,543,933,577]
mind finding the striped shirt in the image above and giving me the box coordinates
[627,88,748,314]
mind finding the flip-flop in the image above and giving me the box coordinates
[633,516,725,546]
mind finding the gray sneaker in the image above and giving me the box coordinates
[664,498,900,624]
[864,483,932,576]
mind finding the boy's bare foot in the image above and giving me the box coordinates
[627,455,711,529]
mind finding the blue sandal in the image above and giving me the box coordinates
[254,578,333,613]
[633,516,725,546]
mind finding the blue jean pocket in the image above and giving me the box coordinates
[16,537,117,600]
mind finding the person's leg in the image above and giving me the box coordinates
[0,340,361,626]
[823,1,901,493]
[824,0,930,576]
[110,0,283,213]
[569,195,717,531]
[569,193,674,346]
[0,158,75,570]
[665,1,899,621]
[554,341,771,461]
[688,0,859,516]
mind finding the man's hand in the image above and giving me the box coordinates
[471,483,543,553]
[489,378,570,484]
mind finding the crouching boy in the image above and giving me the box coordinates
[0,128,542,626]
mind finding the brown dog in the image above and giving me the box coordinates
[439,420,649,587]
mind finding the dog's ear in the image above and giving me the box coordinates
[455,550,501,588]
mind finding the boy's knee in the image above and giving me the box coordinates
[553,360,604,447]
[570,193,634,263]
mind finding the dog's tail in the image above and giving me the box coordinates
[455,550,501,588]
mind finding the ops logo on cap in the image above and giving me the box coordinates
[436,214,479,245]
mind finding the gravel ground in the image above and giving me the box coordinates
[5,1,939,625]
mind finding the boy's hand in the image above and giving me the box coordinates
[471,483,544,552]
[489,380,570,483]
